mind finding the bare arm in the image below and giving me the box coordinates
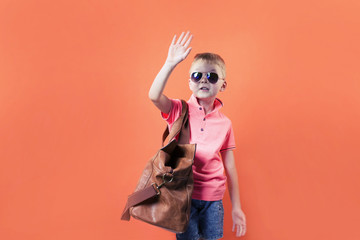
[148,31,193,114]
[221,150,247,237]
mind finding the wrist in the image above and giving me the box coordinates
[163,61,178,69]
[231,202,242,210]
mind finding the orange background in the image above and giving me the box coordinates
[1,0,360,239]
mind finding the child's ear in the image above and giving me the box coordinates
[188,79,193,91]
[220,80,227,92]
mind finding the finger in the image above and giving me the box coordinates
[232,223,235,232]
[180,31,190,45]
[237,224,241,237]
[171,35,177,45]
[184,34,193,49]
[182,47,192,59]
[176,32,185,45]
[241,224,246,236]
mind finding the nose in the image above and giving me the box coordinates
[199,74,208,83]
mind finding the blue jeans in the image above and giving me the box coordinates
[176,199,224,240]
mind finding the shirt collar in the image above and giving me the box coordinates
[188,94,223,114]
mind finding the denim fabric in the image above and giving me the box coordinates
[176,199,224,240]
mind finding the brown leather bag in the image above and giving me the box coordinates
[121,100,196,233]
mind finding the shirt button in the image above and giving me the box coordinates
[199,107,202,110]
[203,118,206,121]
[201,128,204,131]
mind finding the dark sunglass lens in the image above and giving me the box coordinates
[207,73,219,84]
[191,72,202,82]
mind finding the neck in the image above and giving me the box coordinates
[196,97,216,115]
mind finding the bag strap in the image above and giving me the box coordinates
[162,100,190,145]
[121,184,160,221]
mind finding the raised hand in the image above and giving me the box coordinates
[165,31,193,66]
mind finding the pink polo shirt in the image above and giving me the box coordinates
[161,94,236,201]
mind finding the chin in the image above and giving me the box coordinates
[195,92,214,99]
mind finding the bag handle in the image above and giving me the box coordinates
[162,100,190,146]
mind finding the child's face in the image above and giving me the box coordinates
[189,60,227,101]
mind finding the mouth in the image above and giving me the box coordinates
[199,87,209,91]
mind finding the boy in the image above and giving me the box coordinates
[149,31,246,240]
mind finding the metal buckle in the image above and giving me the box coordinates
[151,183,161,195]
[151,173,174,196]
[156,173,174,189]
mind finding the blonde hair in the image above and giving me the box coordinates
[191,53,226,78]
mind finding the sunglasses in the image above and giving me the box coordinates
[190,72,224,84]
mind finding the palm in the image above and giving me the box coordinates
[166,31,193,66]
[232,208,246,237]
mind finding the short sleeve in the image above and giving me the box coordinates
[220,124,236,152]
[161,98,182,126]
